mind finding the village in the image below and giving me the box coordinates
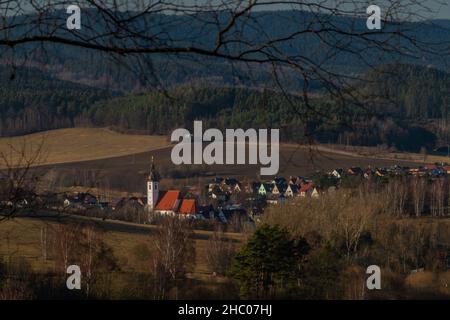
[54,159,450,225]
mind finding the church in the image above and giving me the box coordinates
[146,157,198,217]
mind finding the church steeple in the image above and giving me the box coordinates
[147,156,160,209]
[148,156,160,182]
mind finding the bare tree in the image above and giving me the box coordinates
[205,227,237,276]
[410,177,427,217]
[430,178,446,217]
[78,224,118,298]
[53,223,81,272]
[385,177,408,217]
[151,216,195,299]
[0,137,47,220]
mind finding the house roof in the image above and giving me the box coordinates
[179,199,197,215]
[155,190,180,211]
[300,183,315,193]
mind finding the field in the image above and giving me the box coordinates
[41,142,420,194]
[0,127,435,195]
[0,215,245,294]
[0,128,169,167]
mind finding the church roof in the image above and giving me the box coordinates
[155,190,180,211]
[179,199,197,215]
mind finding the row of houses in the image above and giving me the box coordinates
[207,176,320,201]
[331,164,450,179]
[59,161,450,222]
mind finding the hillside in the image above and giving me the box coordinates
[79,64,450,152]
[0,65,113,136]
[0,128,168,167]
[2,10,450,92]
[0,61,449,153]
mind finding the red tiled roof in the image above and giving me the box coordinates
[155,190,180,210]
[300,183,314,193]
[179,199,197,215]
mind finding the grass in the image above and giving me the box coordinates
[0,216,244,278]
[0,127,169,168]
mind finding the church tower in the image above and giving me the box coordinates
[147,156,160,209]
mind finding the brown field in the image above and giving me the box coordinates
[0,128,169,168]
[41,143,419,195]
[0,127,434,195]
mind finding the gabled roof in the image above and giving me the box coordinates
[300,183,315,193]
[155,190,180,211]
[179,199,197,215]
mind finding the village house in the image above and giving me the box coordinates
[299,183,319,198]
[330,169,344,179]
[257,183,273,196]
[284,184,299,197]
[347,167,363,175]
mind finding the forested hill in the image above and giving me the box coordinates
[0,66,112,136]
[81,64,450,152]
[2,9,450,92]
[355,64,450,119]
[0,63,449,152]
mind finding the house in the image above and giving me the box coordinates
[209,185,228,201]
[258,183,273,196]
[284,184,299,197]
[375,168,387,177]
[271,183,286,195]
[364,168,375,179]
[299,183,318,198]
[114,197,145,211]
[178,199,198,218]
[331,169,344,179]
[347,167,363,175]
[64,192,97,209]
[442,166,450,174]
[153,190,181,215]
[223,178,242,193]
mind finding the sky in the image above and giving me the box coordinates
[3,1,450,20]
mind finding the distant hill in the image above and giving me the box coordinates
[0,65,112,136]
[81,64,450,152]
[2,9,449,92]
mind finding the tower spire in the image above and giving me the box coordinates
[148,156,160,181]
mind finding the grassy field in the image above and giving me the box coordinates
[0,216,244,279]
[0,128,169,168]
